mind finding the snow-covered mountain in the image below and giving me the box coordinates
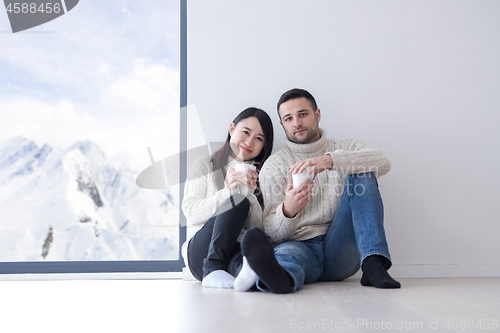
[0,136,179,261]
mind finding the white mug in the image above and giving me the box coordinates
[292,170,314,189]
[233,163,257,182]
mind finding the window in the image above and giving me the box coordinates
[0,0,186,273]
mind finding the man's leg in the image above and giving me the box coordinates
[272,237,324,291]
[241,227,323,293]
[322,172,400,288]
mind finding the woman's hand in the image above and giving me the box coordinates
[239,169,258,190]
[225,168,258,191]
[225,168,245,191]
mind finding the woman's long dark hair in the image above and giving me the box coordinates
[211,107,274,206]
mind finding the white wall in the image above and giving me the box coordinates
[187,0,500,277]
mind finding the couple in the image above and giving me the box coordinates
[181,88,400,293]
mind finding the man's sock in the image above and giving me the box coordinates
[201,270,235,289]
[241,227,293,294]
[360,255,401,289]
[234,256,258,292]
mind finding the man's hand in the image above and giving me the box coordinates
[282,175,314,218]
[289,155,334,177]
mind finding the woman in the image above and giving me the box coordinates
[181,107,273,289]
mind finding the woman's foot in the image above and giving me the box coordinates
[234,256,258,292]
[202,270,235,289]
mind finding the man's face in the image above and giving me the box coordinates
[278,97,321,144]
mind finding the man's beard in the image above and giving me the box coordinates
[287,126,320,144]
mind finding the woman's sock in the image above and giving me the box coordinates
[241,227,293,294]
[202,270,235,289]
[234,256,258,292]
[361,255,401,289]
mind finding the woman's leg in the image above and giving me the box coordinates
[202,194,249,277]
[187,194,249,281]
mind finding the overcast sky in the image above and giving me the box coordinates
[0,0,180,170]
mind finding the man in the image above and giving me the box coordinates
[237,88,400,293]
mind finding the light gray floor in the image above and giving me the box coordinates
[2,277,499,333]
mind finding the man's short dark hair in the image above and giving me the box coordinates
[277,88,318,118]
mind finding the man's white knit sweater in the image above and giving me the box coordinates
[259,129,391,244]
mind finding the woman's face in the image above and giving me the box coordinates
[229,116,265,161]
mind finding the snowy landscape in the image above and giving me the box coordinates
[0,136,179,261]
[0,1,181,263]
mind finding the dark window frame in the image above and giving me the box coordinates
[0,0,187,275]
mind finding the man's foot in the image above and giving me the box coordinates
[361,255,401,289]
[234,256,258,292]
[202,270,235,289]
[241,227,293,294]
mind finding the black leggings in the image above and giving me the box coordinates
[187,194,250,281]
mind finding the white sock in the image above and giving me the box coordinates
[202,270,235,289]
[234,256,258,292]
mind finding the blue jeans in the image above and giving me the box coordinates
[257,172,391,293]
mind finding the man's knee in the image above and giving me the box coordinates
[350,172,376,181]
[274,240,317,264]
[345,172,378,194]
